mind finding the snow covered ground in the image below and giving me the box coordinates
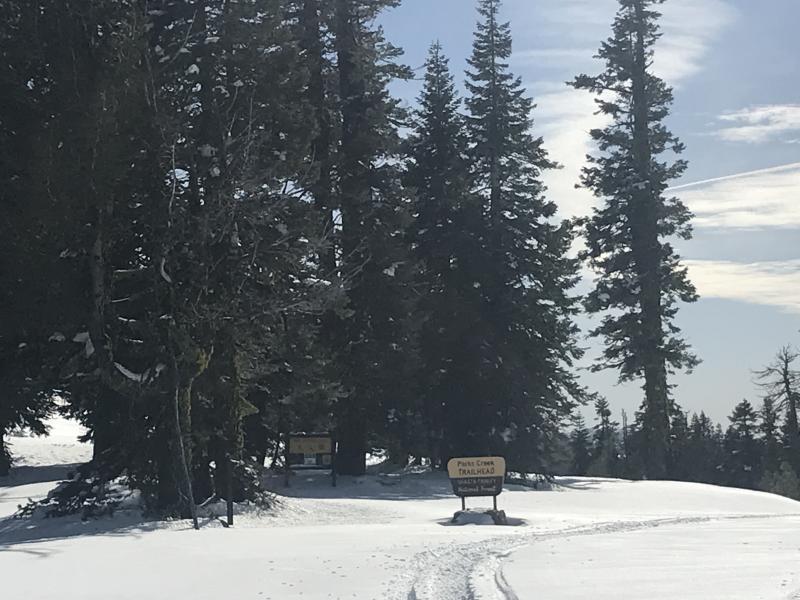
[2,420,800,599]
[0,416,92,520]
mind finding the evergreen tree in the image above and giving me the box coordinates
[140,0,340,512]
[760,461,800,500]
[463,0,584,471]
[331,0,415,475]
[404,42,477,466]
[684,412,724,484]
[759,397,781,476]
[588,396,619,477]
[723,400,761,489]
[295,0,338,277]
[572,0,698,479]
[618,409,637,476]
[0,0,342,519]
[570,415,592,475]
[0,0,148,477]
[667,404,690,480]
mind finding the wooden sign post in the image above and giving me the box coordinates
[284,432,337,487]
[447,456,506,511]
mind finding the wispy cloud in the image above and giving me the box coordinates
[673,162,800,229]
[687,259,800,313]
[521,0,737,219]
[714,104,800,143]
[519,0,615,29]
[654,0,737,84]
[535,88,603,218]
[512,48,595,68]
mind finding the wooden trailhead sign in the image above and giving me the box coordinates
[447,456,506,510]
[284,432,337,487]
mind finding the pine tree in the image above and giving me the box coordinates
[588,396,619,477]
[463,0,584,471]
[570,415,592,475]
[667,404,690,480]
[723,400,761,489]
[2,0,342,519]
[571,0,698,479]
[142,0,341,511]
[331,0,415,475]
[685,412,724,484]
[403,42,483,465]
[760,461,800,500]
[295,0,338,277]
[759,397,781,476]
[0,0,57,475]
[0,0,149,477]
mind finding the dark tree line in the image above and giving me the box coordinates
[5,0,790,515]
[568,347,800,500]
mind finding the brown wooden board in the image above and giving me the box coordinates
[284,432,337,487]
[450,476,504,497]
[447,457,506,499]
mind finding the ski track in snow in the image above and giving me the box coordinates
[394,514,800,600]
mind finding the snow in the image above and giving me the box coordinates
[503,517,800,600]
[159,257,173,283]
[2,421,800,599]
[72,332,95,357]
[1,417,92,520]
[114,361,146,382]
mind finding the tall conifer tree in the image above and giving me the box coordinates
[572,0,698,478]
[404,42,482,465]
[331,0,415,475]
[464,0,584,471]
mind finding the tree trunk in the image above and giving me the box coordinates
[156,413,180,509]
[91,385,119,463]
[166,337,208,528]
[630,2,669,480]
[173,374,199,528]
[336,412,367,476]
[301,0,338,277]
[786,392,800,473]
[332,0,369,477]
[0,432,10,476]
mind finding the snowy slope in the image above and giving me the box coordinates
[1,421,799,600]
[0,416,92,519]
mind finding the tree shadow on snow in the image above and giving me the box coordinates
[553,477,627,491]
[0,508,223,551]
[0,463,83,488]
[0,512,159,550]
[436,516,528,527]
[265,470,459,501]
[267,472,625,500]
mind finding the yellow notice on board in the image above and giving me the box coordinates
[289,437,333,455]
[447,456,506,479]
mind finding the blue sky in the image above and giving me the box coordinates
[381,0,800,424]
